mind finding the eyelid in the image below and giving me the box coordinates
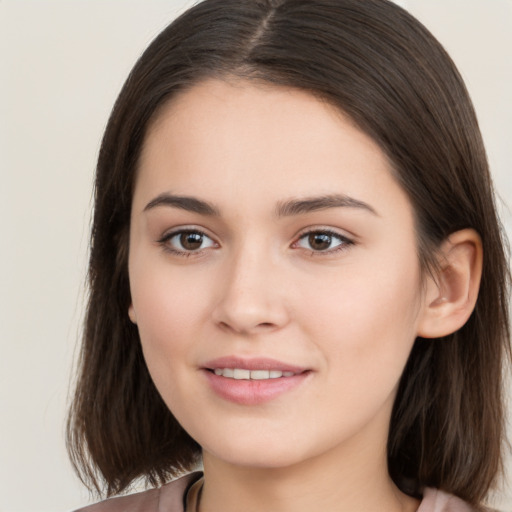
[157,226,219,256]
[292,227,355,254]
[156,224,355,257]
[294,223,357,239]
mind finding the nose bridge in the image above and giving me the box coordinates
[213,236,288,334]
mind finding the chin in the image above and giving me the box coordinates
[201,434,314,470]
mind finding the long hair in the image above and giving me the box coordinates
[67,0,510,503]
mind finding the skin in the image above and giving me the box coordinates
[127,78,437,512]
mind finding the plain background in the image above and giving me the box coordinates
[1,1,511,511]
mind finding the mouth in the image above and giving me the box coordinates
[202,357,311,405]
[211,368,298,380]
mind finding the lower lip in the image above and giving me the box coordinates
[203,370,310,405]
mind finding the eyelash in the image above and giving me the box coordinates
[157,228,354,257]
[157,229,217,257]
[293,229,354,256]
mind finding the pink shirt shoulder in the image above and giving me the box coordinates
[419,488,491,512]
[73,472,201,512]
[74,474,491,512]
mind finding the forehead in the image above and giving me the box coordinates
[135,78,410,220]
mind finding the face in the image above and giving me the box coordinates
[128,79,428,471]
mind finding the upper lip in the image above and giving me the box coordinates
[203,356,308,373]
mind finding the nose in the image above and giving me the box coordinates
[211,245,290,335]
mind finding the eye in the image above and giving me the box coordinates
[159,229,217,254]
[295,230,352,253]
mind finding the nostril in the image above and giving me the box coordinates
[216,320,277,334]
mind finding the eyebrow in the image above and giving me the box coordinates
[144,193,220,216]
[276,194,378,217]
[143,192,377,217]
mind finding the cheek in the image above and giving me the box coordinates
[300,250,423,380]
[129,263,211,382]
[131,257,210,333]
[131,276,205,418]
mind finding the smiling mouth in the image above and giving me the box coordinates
[212,368,298,380]
[203,360,310,404]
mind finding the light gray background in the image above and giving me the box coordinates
[1,1,511,511]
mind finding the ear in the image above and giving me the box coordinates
[417,229,483,338]
[128,304,137,324]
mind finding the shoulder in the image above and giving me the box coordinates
[419,488,497,512]
[73,472,202,512]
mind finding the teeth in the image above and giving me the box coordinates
[251,370,273,380]
[213,368,297,380]
[234,369,250,380]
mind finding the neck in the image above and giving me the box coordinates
[198,427,419,512]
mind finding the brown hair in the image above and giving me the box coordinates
[67,0,511,504]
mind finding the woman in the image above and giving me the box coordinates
[68,1,510,510]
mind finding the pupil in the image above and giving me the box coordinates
[181,232,203,250]
[309,233,331,250]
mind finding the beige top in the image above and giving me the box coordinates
[74,472,486,512]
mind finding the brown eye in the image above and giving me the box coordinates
[296,230,351,253]
[161,229,216,254]
[308,233,332,251]
[180,232,204,250]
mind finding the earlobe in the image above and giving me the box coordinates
[417,229,483,339]
[128,304,137,324]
